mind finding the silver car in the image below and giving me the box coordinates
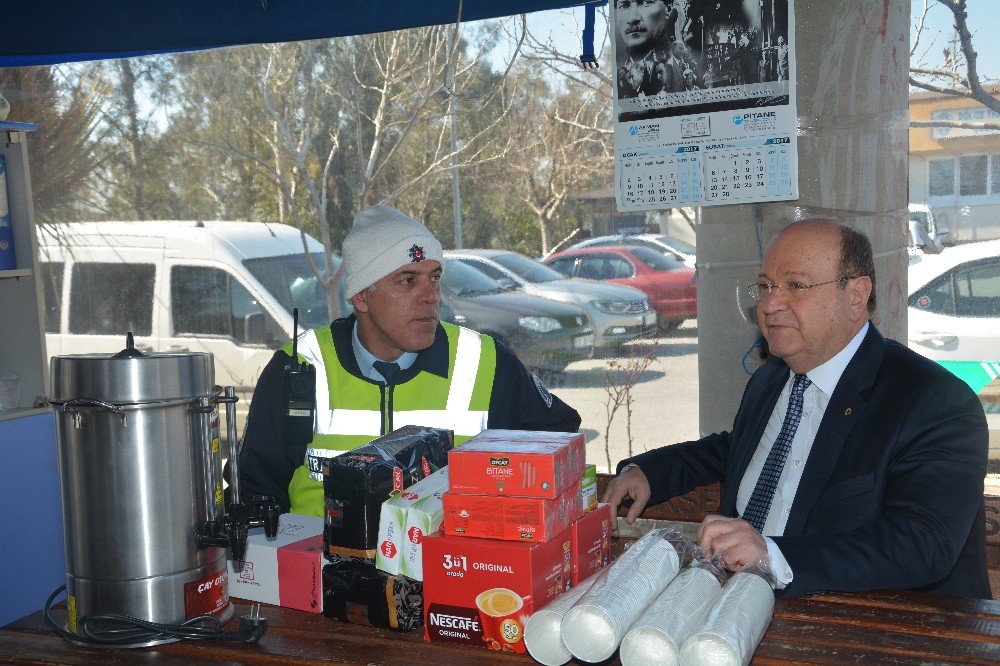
[567,233,696,267]
[445,249,657,352]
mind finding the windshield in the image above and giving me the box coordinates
[632,246,685,271]
[443,258,506,296]
[243,251,349,329]
[492,253,564,282]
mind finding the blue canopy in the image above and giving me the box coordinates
[2,0,589,67]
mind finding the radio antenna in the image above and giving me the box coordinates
[291,307,300,368]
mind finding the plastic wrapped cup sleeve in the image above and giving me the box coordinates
[620,566,724,666]
[562,531,682,663]
[524,572,600,666]
[678,571,775,666]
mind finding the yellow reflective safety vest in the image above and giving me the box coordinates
[286,322,496,515]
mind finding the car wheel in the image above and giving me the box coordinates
[659,318,683,332]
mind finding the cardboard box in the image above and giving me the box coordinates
[581,464,598,513]
[227,513,324,613]
[324,426,453,560]
[448,429,586,499]
[571,503,612,586]
[402,492,446,581]
[442,479,582,543]
[422,528,573,653]
[376,467,448,578]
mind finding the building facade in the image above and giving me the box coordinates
[910,90,1000,244]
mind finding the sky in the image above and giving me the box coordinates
[910,0,1000,83]
[501,1,1000,85]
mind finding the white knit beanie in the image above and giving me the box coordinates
[342,205,444,299]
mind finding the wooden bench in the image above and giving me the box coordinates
[596,475,1000,598]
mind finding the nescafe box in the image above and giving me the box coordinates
[571,503,612,586]
[448,429,585,498]
[442,479,583,543]
[422,527,573,653]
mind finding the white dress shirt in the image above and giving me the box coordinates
[351,321,417,383]
[738,322,869,587]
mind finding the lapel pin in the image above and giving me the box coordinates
[844,407,852,416]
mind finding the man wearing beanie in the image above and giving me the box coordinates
[234,205,581,516]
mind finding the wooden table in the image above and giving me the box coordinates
[3,590,1000,665]
[6,481,999,664]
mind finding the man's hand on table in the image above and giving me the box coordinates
[697,515,768,572]
[600,464,651,534]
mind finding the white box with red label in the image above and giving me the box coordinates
[422,527,572,653]
[375,467,448,578]
[402,491,446,581]
[226,513,324,613]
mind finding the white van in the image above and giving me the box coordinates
[908,203,948,253]
[37,221,347,424]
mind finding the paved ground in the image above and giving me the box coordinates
[555,320,701,474]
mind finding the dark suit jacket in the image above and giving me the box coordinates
[623,325,991,598]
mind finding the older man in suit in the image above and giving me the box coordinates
[604,218,991,598]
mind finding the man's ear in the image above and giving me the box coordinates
[351,291,369,314]
[850,276,873,318]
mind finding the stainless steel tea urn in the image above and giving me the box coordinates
[50,338,234,640]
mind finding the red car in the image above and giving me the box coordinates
[543,245,696,330]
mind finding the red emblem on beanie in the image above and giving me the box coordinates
[408,244,426,262]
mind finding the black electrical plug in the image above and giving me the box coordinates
[236,603,268,643]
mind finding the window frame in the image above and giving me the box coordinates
[169,263,284,346]
[67,261,156,336]
[927,153,1000,206]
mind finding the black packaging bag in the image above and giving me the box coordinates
[323,425,453,560]
[322,558,423,631]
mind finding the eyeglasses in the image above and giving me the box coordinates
[746,275,861,303]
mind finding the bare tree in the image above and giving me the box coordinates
[178,20,526,319]
[601,345,657,472]
[910,0,1000,130]
[345,22,523,211]
[507,81,613,254]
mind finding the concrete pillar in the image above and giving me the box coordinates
[698,0,910,436]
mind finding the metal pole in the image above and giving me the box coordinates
[447,34,463,249]
[224,386,240,507]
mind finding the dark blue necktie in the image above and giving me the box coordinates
[743,373,811,533]
[372,360,401,386]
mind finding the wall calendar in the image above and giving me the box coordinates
[611,0,798,211]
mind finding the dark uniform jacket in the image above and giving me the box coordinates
[233,315,581,512]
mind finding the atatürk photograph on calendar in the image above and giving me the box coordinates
[612,0,791,122]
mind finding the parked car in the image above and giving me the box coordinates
[566,233,696,267]
[439,258,594,373]
[908,239,1000,363]
[36,220,352,430]
[908,203,948,253]
[445,249,657,352]
[542,246,697,330]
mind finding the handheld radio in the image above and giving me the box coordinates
[283,307,316,445]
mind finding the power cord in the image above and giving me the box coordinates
[44,585,267,646]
